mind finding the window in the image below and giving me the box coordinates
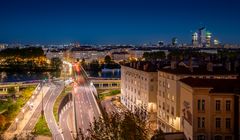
[214,135,222,140]
[167,83,170,88]
[198,117,205,128]
[226,100,231,111]
[197,135,205,140]
[171,106,174,115]
[202,100,205,111]
[226,118,231,129]
[198,117,201,128]
[216,118,221,129]
[225,136,232,140]
[202,118,205,128]
[198,100,201,110]
[216,100,221,111]
[198,99,205,111]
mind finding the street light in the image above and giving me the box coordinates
[15,118,19,130]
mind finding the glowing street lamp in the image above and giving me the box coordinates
[15,118,19,130]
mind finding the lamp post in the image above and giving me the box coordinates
[15,118,19,130]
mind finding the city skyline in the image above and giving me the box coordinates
[0,0,240,44]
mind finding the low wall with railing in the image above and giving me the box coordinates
[58,93,72,120]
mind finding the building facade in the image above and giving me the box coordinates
[121,63,159,129]
[157,67,238,133]
[180,78,240,140]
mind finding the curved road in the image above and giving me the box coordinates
[44,82,64,140]
[60,103,74,140]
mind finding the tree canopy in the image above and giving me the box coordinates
[79,110,150,140]
[104,55,112,64]
[143,51,166,61]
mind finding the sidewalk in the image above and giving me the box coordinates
[4,84,50,140]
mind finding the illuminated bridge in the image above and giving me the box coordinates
[89,77,120,89]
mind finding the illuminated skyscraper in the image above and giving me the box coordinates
[192,32,198,47]
[205,31,212,47]
[172,37,178,46]
[198,27,206,47]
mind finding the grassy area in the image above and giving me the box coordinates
[33,115,52,137]
[99,89,120,100]
[0,86,36,132]
[53,86,73,122]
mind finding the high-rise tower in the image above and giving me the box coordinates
[192,32,198,47]
[198,27,206,47]
[205,31,212,47]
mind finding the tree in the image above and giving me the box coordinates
[104,55,112,64]
[0,115,6,130]
[50,57,62,70]
[143,51,166,61]
[89,60,100,71]
[151,129,165,140]
[85,110,149,140]
[81,58,87,69]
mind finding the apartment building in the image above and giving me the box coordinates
[180,78,240,140]
[111,52,130,63]
[121,62,164,129]
[157,65,238,133]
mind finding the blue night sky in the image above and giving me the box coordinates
[0,0,240,44]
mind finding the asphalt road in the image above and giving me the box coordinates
[72,63,102,138]
[22,83,55,132]
[44,81,64,140]
[60,104,74,140]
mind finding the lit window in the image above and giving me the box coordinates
[167,83,170,88]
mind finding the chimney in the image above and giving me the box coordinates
[207,62,213,72]
[170,61,177,70]
[189,57,193,72]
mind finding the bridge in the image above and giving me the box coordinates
[89,77,120,89]
[0,81,40,93]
